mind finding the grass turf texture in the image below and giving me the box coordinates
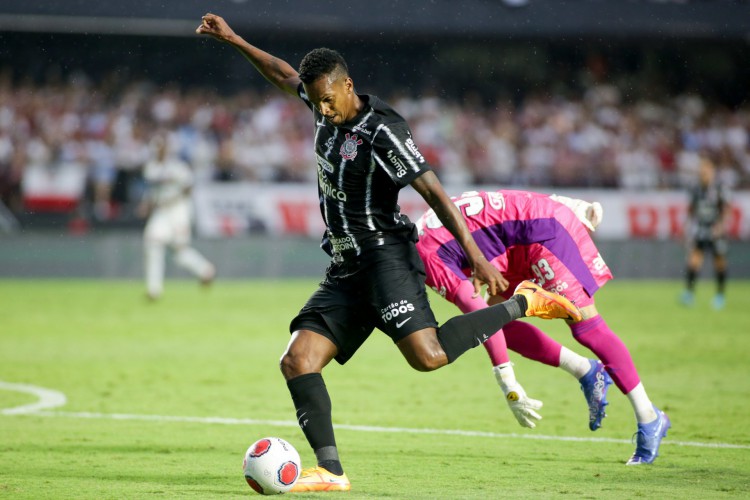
[1,279,749,499]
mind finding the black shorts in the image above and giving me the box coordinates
[290,242,438,365]
[691,237,728,257]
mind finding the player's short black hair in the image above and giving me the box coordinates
[298,48,349,84]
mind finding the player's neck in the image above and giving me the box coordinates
[343,94,364,123]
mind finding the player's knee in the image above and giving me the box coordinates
[398,330,447,372]
[279,346,328,379]
[402,346,446,372]
[279,350,311,379]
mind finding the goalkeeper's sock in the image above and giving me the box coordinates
[626,383,657,424]
[482,331,510,366]
[558,346,592,379]
[503,320,563,367]
[570,315,640,394]
[287,373,341,471]
[438,297,524,363]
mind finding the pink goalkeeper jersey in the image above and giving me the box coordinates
[415,190,612,308]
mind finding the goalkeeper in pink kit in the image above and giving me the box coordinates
[415,190,670,465]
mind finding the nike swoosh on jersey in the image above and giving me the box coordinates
[395,317,412,328]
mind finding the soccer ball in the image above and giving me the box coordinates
[243,437,301,495]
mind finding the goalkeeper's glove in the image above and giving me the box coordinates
[493,362,543,428]
[549,194,604,232]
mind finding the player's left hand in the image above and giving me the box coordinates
[470,258,509,297]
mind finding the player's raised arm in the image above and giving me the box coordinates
[411,171,509,296]
[196,13,301,96]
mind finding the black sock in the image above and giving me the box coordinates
[717,270,726,294]
[318,459,344,476]
[314,446,343,475]
[437,296,526,363]
[686,268,697,291]
[286,373,340,471]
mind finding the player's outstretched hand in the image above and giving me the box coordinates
[196,13,236,43]
[493,362,543,428]
[470,258,509,297]
[503,383,543,428]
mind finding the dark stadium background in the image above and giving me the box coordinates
[0,0,748,278]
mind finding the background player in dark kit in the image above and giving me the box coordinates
[681,155,731,310]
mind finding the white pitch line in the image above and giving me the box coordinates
[0,381,67,415]
[2,381,749,450]
[14,409,750,450]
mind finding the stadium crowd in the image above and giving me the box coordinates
[0,70,748,220]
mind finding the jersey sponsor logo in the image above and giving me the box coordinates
[340,133,363,160]
[381,300,415,324]
[386,149,409,178]
[405,138,425,163]
[329,235,356,253]
[318,170,348,202]
[591,253,608,275]
[545,280,569,295]
[352,125,372,136]
[316,154,334,173]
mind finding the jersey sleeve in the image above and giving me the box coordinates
[719,185,731,209]
[297,82,315,113]
[176,161,195,189]
[371,120,431,187]
[688,186,699,215]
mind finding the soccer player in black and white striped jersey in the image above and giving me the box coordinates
[198,13,581,491]
[682,155,731,309]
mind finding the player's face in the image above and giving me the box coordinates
[699,159,715,185]
[304,74,355,126]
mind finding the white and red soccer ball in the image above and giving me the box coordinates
[243,437,301,495]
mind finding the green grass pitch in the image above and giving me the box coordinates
[1,279,749,499]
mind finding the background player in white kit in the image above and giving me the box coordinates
[141,133,215,300]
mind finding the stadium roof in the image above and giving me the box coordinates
[0,0,747,39]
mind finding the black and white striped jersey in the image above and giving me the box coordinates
[297,84,431,261]
[689,182,729,240]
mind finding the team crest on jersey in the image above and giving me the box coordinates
[340,133,363,160]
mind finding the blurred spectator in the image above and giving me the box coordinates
[1,69,748,225]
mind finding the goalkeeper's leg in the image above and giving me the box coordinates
[570,305,669,464]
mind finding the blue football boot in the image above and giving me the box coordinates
[626,406,671,465]
[578,359,613,431]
